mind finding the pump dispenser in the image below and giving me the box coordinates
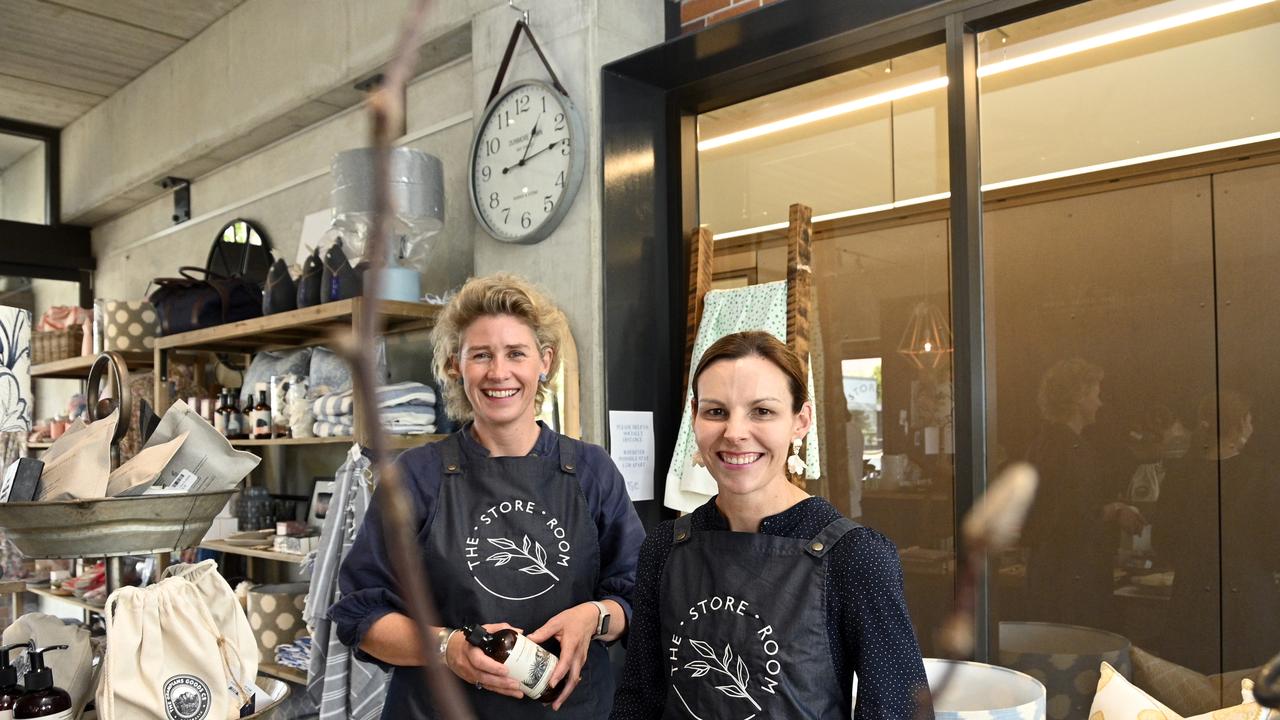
[0,643,25,720]
[14,644,71,719]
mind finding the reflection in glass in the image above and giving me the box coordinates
[981,1,1280,712]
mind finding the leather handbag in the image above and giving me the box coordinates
[148,266,263,335]
[297,248,322,308]
[321,239,362,303]
[263,258,297,315]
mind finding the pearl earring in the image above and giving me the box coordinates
[787,437,807,476]
[539,372,548,383]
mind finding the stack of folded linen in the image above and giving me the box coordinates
[311,381,437,437]
[274,636,312,671]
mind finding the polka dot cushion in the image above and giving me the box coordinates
[102,300,159,351]
[1089,661,1279,720]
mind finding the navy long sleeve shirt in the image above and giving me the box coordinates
[329,423,646,668]
[611,496,932,720]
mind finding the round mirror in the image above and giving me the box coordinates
[207,219,272,284]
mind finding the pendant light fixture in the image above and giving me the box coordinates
[897,301,953,369]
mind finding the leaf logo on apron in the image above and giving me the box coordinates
[163,675,212,720]
[668,595,783,719]
[463,497,574,601]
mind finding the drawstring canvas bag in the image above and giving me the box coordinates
[98,562,259,720]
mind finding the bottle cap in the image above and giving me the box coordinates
[0,643,24,687]
[464,625,490,647]
[22,642,67,691]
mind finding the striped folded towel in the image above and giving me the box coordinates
[312,381,438,418]
[382,407,436,426]
[313,420,354,438]
[385,424,436,436]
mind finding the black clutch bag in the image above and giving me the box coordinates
[321,239,362,302]
[297,248,322,308]
[263,257,298,315]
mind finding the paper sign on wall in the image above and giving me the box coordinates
[608,410,655,502]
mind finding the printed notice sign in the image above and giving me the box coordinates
[608,411,655,501]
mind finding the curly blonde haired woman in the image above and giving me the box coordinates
[331,273,644,719]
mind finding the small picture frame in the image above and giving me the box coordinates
[308,479,336,527]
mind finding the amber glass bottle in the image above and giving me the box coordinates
[462,625,561,703]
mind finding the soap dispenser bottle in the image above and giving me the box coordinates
[0,643,26,720]
[13,644,70,719]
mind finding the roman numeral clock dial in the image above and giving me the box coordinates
[469,80,586,244]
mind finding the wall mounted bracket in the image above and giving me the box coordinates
[158,176,191,224]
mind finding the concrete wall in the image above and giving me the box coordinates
[81,0,665,444]
[0,146,46,223]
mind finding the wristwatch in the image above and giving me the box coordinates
[590,601,611,639]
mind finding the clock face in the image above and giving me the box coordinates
[470,81,584,244]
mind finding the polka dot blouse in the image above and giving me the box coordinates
[610,496,933,720]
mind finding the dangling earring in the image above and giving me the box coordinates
[787,437,807,476]
[691,450,705,467]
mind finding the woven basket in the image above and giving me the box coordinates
[32,326,84,365]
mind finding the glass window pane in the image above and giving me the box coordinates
[980,1,1280,713]
[697,45,954,657]
[0,135,47,224]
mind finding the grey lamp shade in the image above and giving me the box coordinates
[331,147,444,233]
[999,621,1132,720]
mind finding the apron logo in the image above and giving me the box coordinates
[464,498,573,601]
[163,674,212,720]
[669,595,782,719]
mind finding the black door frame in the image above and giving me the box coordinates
[0,117,95,305]
[601,0,1088,661]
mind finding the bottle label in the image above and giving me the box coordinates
[31,710,71,720]
[504,634,557,699]
[251,410,271,437]
[227,412,243,436]
[0,708,12,720]
[214,412,228,436]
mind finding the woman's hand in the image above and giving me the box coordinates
[527,603,599,710]
[445,623,525,699]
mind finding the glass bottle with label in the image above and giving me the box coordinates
[0,642,25,720]
[213,391,229,436]
[463,625,561,703]
[226,388,245,440]
[13,644,71,719]
[251,383,273,439]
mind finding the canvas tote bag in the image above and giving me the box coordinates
[161,560,259,690]
[98,567,256,719]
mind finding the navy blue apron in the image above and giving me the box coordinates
[380,430,609,719]
[660,513,857,719]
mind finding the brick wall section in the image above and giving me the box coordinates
[680,0,786,34]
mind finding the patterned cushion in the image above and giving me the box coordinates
[1131,646,1263,716]
[1090,661,1278,720]
[102,300,159,351]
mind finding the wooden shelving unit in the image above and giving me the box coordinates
[199,540,307,564]
[259,662,307,685]
[27,586,104,614]
[31,351,154,380]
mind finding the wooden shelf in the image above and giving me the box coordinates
[31,351,155,379]
[227,434,443,449]
[154,298,438,353]
[259,662,307,685]
[27,585,104,613]
[199,540,307,564]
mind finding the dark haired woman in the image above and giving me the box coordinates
[610,331,931,719]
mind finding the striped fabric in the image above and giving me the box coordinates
[312,382,438,418]
[305,445,386,720]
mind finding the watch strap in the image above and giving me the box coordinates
[589,600,609,638]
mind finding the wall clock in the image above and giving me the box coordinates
[469,22,586,244]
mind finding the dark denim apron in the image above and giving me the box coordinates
[381,431,609,719]
[660,513,857,719]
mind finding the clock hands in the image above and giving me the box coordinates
[501,139,563,174]
[518,113,543,165]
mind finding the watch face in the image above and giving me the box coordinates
[470,81,582,243]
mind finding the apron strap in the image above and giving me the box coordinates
[672,513,694,545]
[804,516,860,558]
[440,432,464,475]
[557,435,579,474]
